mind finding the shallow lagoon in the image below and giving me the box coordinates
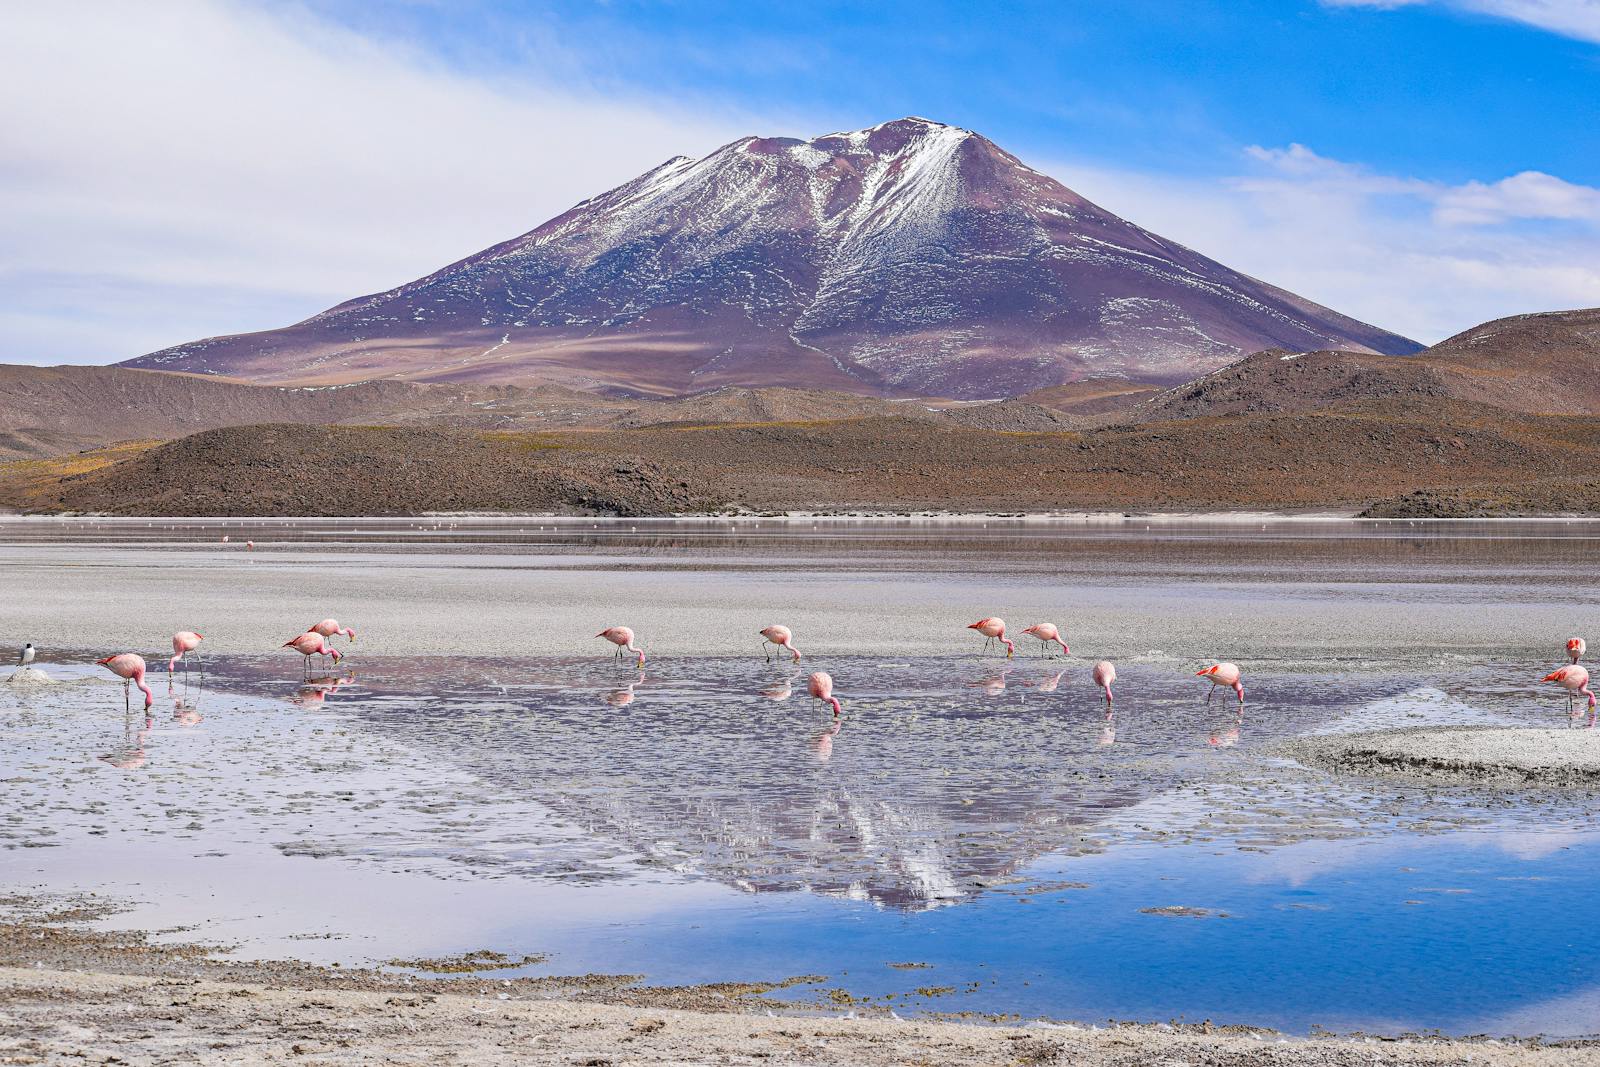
[3,518,1599,1036]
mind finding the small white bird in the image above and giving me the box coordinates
[17,643,35,667]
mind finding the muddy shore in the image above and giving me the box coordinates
[1281,727,1600,788]
[3,916,1596,1066]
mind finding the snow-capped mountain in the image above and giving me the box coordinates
[126,117,1419,398]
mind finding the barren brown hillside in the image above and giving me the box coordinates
[16,401,1600,517]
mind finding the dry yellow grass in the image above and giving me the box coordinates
[0,440,162,510]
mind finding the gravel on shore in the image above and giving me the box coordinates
[6,963,1599,1066]
[1280,726,1600,788]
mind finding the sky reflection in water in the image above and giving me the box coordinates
[4,646,1598,1036]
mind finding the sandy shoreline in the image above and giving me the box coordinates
[1281,726,1600,788]
[9,966,1599,1066]
[3,914,1596,1066]
[2,522,1595,662]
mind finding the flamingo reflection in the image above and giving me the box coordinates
[760,674,798,701]
[813,718,842,762]
[969,669,1010,697]
[291,674,355,707]
[1207,711,1243,748]
[101,712,153,769]
[1025,669,1064,693]
[605,673,644,707]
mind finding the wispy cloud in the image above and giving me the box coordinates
[1046,144,1600,344]
[1,1,1594,365]
[1325,0,1600,44]
[0,0,753,363]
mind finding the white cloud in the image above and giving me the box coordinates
[1325,0,1600,44]
[1044,145,1600,344]
[0,0,754,363]
[0,1,1594,366]
[1435,171,1600,225]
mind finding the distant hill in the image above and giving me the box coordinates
[0,364,630,460]
[24,404,1600,518]
[123,116,1417,399]
[1130,308,1600,422]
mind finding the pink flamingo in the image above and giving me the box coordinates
[284,632,342,671]
[1544,664,1596,712]
[1093,660,1116,705]
[1567,637,1586,664]
[597,626,644,667]
[759,625,802,662]
[808,671,841,716]
[1021,623,1069,658]
[967,617,1014,658]
[98,653,154,710]
[310,619,357,644]
[1197,662,1244,706]
[168,631,203,674]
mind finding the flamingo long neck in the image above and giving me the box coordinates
[788,642,802,661]
[1001,638,1015,656]
[134,673,154,707]
[1103,684,1113,703]
[826,696,841,716]
[168,654,181,672]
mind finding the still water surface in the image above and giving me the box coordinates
[3,519,1598,1035]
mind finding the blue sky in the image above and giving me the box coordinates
[316,0,1599,184]
[1,0,1596,363]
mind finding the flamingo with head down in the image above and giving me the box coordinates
[1092,660,1116,705]
[808,671,841,716]
[1197,662,1244,706]
[168,631,203,674]
[759,625,802,662]
[1545,664,1596,713]
[311,619,357,644]
[98,653,154,710]
[1021,623,1069,658]
[967,618,1014,658]
[597,627,645,667]
[284,632,341,670]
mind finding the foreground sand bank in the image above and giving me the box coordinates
[1283,727,1600,787]
[6,963,1597,1066]
[0,531,1592,663]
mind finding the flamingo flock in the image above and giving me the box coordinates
[73,617,1592,730]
